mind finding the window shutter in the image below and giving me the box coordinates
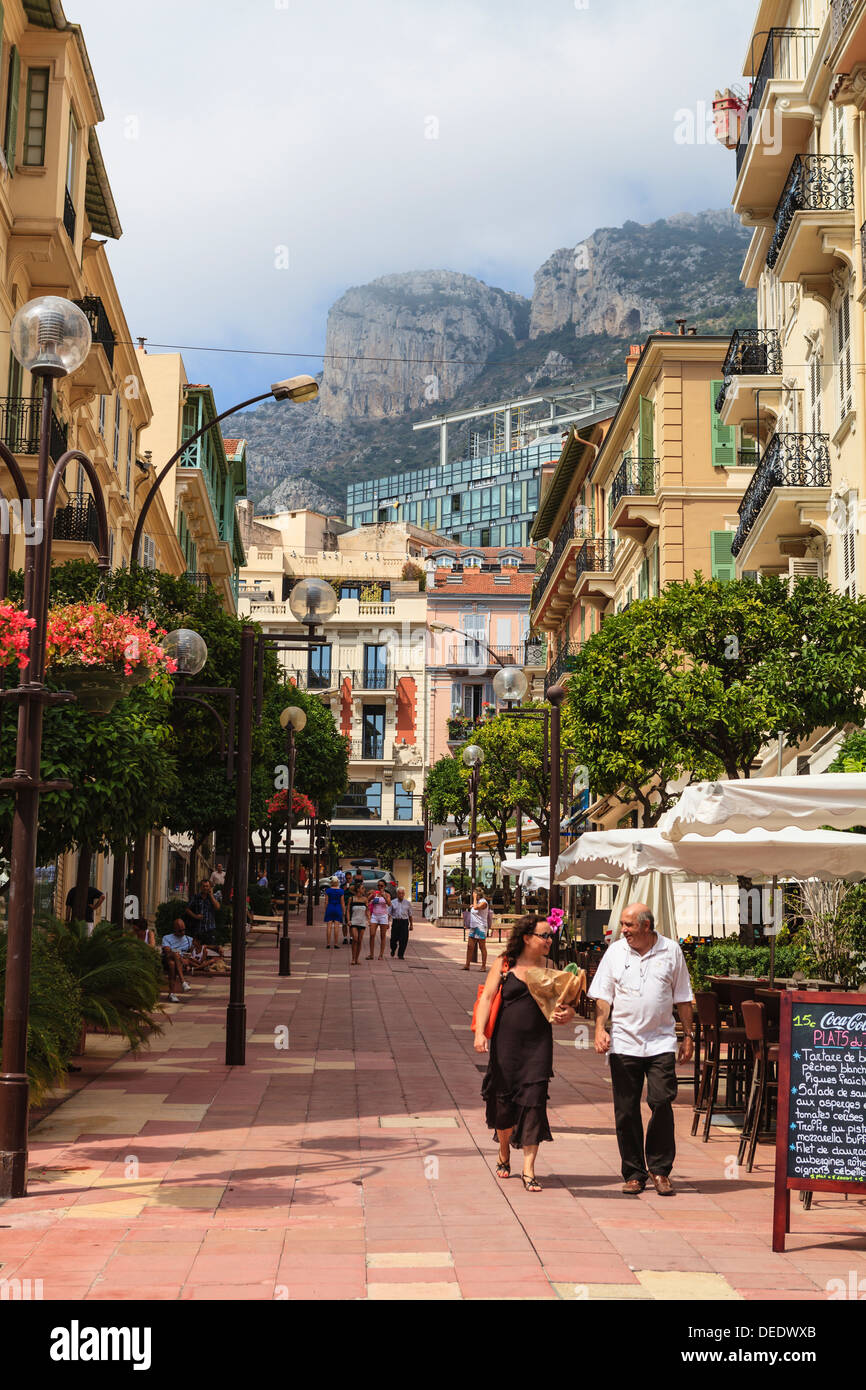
[639,396,654,458]
[809,353,823,435]
[450,682,461,714]
[638,556,649,601]
[711,530,736,583]
[843,493,858,599]
[711,381,736,466]
[835,296,853,424]
[4,44,19,170]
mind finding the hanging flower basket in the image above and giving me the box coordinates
[46,603,177,716]
[267,788,316,820]
[0,602,35,670]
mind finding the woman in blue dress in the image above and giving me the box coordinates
[323,876,345,949]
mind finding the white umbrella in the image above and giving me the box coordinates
[501,855,550,878]
[556,826,866,883]
[658,773,866,841]
[607,872,679,942]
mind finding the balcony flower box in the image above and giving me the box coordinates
[46,603,177,715]
[447,714,476,741]
[0,603,35,670]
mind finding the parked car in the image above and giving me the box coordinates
[356,868,397,894]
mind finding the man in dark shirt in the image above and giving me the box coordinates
[65,885,105,934]
[185,878,219,946]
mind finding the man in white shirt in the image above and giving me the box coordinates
[388,886,413,960]
[589,903,694,1197]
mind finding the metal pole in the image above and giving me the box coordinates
[470,766,478,886]
[306,808,316,926]
[548,685,565,914]
[225,624,254,1066]
[279,724,294,976]
[514,805,523,913]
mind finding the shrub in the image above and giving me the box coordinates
[41,918,162,1050]
[689,936,811,991]
[248,884,273,916]
[0,928,83,1104]
[155,899,190,940]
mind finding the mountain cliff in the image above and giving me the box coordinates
[241,208,753,515]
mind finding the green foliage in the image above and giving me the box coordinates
[0,928,83,1105]
[41,919,162,1049]
[568,576,866,824]
[155,900,190,940]
[689,938,810,992]
[473,703,579,853]
[830,730,866,775]
[248,884,273,915]
[425,755,470,834]
[330,830,424,874]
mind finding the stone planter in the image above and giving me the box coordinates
[52,664,151,715]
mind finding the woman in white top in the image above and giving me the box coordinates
[463,885,490,972]
[366,880,392,961]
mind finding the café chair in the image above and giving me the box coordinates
[738,1000,779,1172]
[691,991,748,1142]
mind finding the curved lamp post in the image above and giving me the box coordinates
[492,665,529,908]
[278,703,306,975]
[462,743,485,887]
[0,297,112,1199]
[130,374,319,567]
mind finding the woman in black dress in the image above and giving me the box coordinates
[474,915,576,1192]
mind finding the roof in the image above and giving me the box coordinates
[431,568,534,594]
[222,438,242,455]
[530,423,607,541]
[430,543,536,563]
[85,129,121,238]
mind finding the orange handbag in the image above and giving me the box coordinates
[471,961,509,1039]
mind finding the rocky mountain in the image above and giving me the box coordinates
[242,209,754,516]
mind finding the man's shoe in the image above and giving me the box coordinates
[649,1173,674,1196]
[181,982,191,992]
[168,993,180,1003]
[622,1178,645,1195]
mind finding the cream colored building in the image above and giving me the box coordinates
[238,508,434,875]
[719,0,864,769]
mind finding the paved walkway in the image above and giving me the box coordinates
[1,912,864,1301]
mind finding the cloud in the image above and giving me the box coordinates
[70,0,757,406]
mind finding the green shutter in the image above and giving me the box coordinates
[639,556,649,601]
[0,5,5,41]
[711,530,736,583]
[639,396,654,458]
[739,432,758,464]
[711,380,736,466]
[4,45,19,171]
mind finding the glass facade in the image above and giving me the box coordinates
[345,440,558,546]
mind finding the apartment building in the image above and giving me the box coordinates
[425,545,546,764]
[718,0,864,767]
[530,335,755,712]
[237,509,433,874]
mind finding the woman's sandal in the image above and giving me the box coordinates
[521,1173,542,1192]
[496,1159,510,1179]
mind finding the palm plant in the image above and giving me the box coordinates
[41,918,163,1050]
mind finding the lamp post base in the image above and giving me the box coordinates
[278,936,292,977]
[225,1003,247,1066]
[0,1073,30,1197]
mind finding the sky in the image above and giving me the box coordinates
[69,0,760,412]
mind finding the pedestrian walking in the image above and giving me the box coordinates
[589,902,695,1197]
[463,885,489,971]
[323,876,345,949]
[475,915,576,1192]
[366,879,391,960]
[348,882,369,966]
[389,886,413,960]
[65,883,105,936]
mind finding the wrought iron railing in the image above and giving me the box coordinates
[738,448,760,468]
[0,397,68,461]
[73,296,116,369]
[610,458,659,512]
[766,154,854,270]
[731,432,831,555]
[832,0,856,50]
[63,187,76,243]
[736,29,819,178]
[715,329,783,412]
[52,492,99,547]
[532,509,576,609]
[575,538,616,580]
[358,668,392,691]
[545,642,582,694]
[352,737,386,761]
[183,571,212,593]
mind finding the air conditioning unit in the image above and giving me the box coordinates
[788,556,821,592]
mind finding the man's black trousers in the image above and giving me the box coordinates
[390,922,410,958]
[608,1052,678,1182]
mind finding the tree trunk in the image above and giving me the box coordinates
[268,824,279,884]
[110,845,127,925]
[224,851,235,907]
[188,836,203,896]
[129,834,147,920]
[72,845,92,922]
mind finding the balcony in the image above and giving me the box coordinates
[183,571,212,594]
[573,538,617,609]
[731,432,831,566]
[829,0,866,71]
[441,641,528,671]
[766,155,855,286]
[52,492,100,550]
[610,458,659,537]
[715,329,784,431]
[351,737,386,762]
[63,188,76,244]
[353,667,393,692]
[0,398,68,465]
[72,296,116,394]
[545,642,582,695]
[531,509,596,628]
[733,28,819,214]
[446,713,485,747]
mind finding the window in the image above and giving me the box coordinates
[335,781,382,820]
[711,531,736,584]
[66,106,78,193]
[113,394,121,469]
[98,394,106,436]
[808,350,823,435]
[22,68,49,166]
[363,644,388,689]
[141,535,156,570]
[308,644,331,689]
[711,381,736,466]
[842,492,858,599]
[461,612,486,665]
[3,45,19,169]
[125,424,133,497]
[639,396,654,458]
[833,292,853,425]
[395,782,414,822]
[832,101,847,157]
[340,582,361,600]
[362,706,385,760]
[108,529,115,568]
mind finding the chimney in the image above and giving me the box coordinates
[688,325,697,336]
[625,344,643,381]
[676,318,687,336]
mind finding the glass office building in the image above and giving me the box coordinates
[345,439,560,547]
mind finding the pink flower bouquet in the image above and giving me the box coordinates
[0,603,36,670]
[46,603,177,677]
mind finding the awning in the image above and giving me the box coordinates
[658,773,866,840]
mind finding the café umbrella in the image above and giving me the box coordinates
[657,773,866,841]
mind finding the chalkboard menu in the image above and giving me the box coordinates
[773,992,866,1252]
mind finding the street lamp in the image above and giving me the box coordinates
[278,704,306,976]
[288,577,338,627]
[0,296,110,1199]
[131,376,320,565]
[163,628,208,677]
[492,665,529,906]
[462,743,484,887]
